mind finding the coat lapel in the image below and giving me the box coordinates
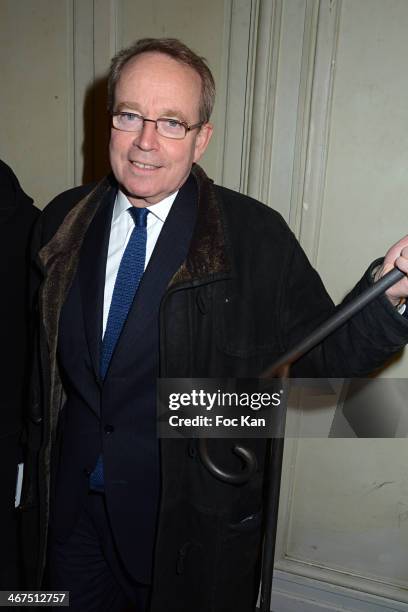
[37,176,115,441]
[78,186,116,381]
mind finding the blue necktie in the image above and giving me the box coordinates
[100,206,148,379]
[89,206,148,492]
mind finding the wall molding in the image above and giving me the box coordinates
[242,0,341,232]
[218,0,259,191]
[213,0,233,187]
[287,0,320,233]
[246,0,282,201]
[268,569,408,611]
[73,0,94,185]
[66,0,76,188]
[246,0,318,222]
[295,0,342,264]
[275,558,408,606]
[272,0,344,578]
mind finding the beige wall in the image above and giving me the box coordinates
[319,0,408,314]
[1,0,75,205]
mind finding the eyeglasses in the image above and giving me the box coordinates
[111,111,203,140]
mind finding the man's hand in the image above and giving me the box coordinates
[374,235,408,306]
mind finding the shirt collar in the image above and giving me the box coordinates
[113,189,178,224]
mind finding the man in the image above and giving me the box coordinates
[0,160,39,589]
[22,38,408,612]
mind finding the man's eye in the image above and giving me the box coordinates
[121,112,139,121]
[164,118,182,129]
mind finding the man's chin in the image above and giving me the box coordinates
[120,183,160,207]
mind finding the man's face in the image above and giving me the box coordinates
[109,51,213,206]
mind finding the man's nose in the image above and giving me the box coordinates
[133,120,159,150]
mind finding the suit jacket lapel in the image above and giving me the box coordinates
[79,186,116,381]
[107,175,197,377]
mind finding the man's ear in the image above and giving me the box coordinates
[193,123,213,162]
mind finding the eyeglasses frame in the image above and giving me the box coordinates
[111,111,203,139]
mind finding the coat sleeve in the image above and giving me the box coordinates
[279,234,408,377]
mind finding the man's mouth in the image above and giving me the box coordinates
[130,161,160,170]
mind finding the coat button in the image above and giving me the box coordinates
[104,424,114,434]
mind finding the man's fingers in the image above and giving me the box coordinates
[379,237,408,304]
[384,235,408,264]
[395,254,408,275]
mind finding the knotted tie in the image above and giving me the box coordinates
[89,206,148,492]
[100,206,148,379]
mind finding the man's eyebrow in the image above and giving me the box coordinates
[115,102,141,112]
[159,109,189,123]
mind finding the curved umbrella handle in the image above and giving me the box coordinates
[198,438,257,485]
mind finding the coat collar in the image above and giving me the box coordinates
[37,176,115,444]
[168,163,233,286]
[38,164,232,284]
[38,175,114,272]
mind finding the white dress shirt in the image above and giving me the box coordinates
[102,189,178,337]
